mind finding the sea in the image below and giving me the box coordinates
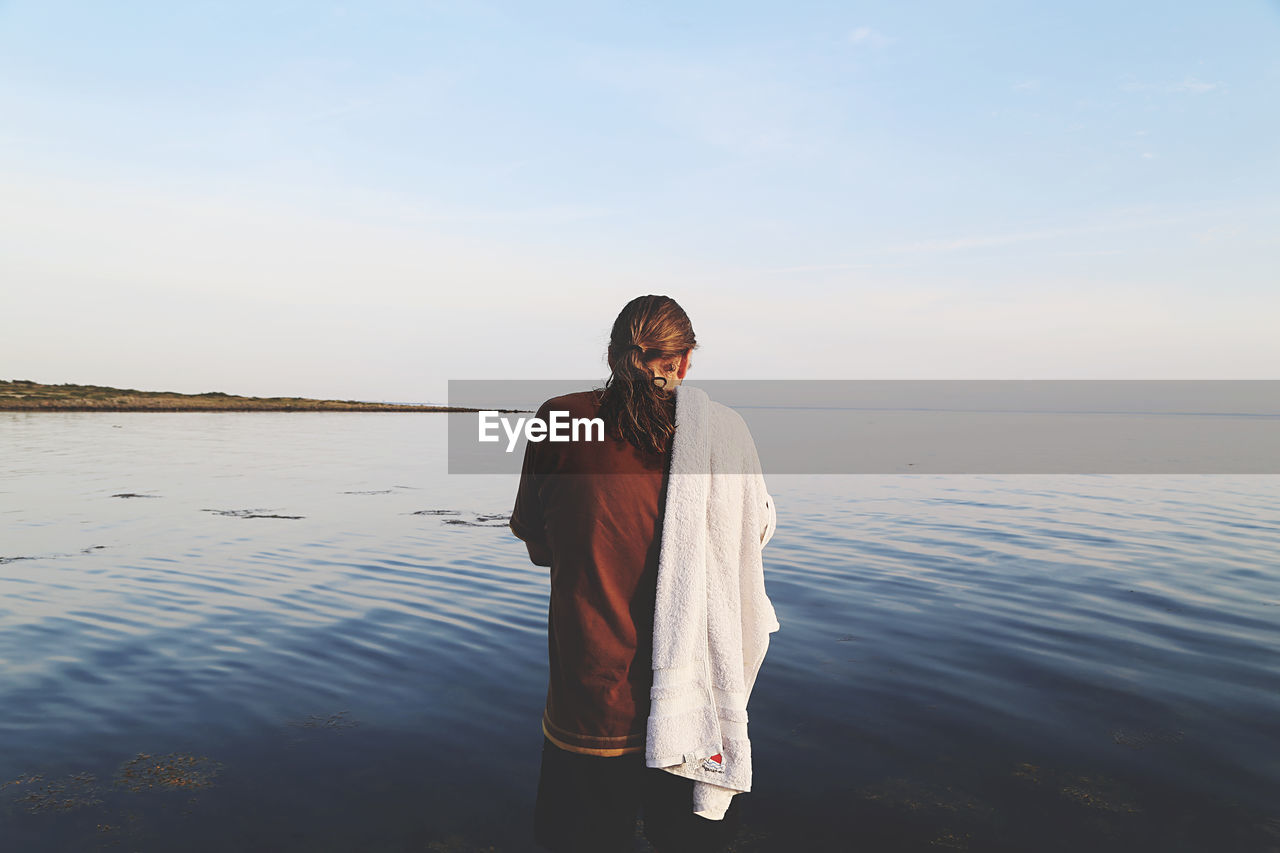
[1,411,1277,851]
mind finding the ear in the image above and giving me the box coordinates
[676,349,692,380]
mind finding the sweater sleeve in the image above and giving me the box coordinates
[510,401,553,567]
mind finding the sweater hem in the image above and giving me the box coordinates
[542,714,645,756]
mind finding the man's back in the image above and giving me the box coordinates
[510,389,673,756]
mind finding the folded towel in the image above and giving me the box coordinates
[645,384,780,820]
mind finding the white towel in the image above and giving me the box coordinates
[645,384,780,820]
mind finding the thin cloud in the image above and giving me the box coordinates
[848,26,892,47]
[1122,76,1223,95]
[782,211,1214,263]
[763,262,878,274]
[578,49,831,158]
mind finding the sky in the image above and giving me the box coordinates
[2,1,1278,404]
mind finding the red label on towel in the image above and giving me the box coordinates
[702,753,724,772]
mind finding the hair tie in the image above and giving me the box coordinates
[629,343,645,355]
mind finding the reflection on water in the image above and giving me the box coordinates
[1,412,1278,851]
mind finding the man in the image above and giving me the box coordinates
[510,296,746,853]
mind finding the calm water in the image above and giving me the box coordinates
[2,412,1278,852]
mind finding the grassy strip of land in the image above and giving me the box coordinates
[1,380,484,412]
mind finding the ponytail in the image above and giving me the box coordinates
[599,295,697,454]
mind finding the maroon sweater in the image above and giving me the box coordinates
[509,389,672,755]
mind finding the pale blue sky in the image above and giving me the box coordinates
[3,1,1277,403]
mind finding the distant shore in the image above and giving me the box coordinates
[1,380,496,413]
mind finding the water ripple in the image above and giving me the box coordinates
[1,416,1277,851]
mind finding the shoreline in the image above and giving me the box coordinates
[1,404,487,413]
[1,380,513,413]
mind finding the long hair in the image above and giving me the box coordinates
[599,295,697,455]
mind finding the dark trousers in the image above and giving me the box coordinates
[534,736,744,853]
